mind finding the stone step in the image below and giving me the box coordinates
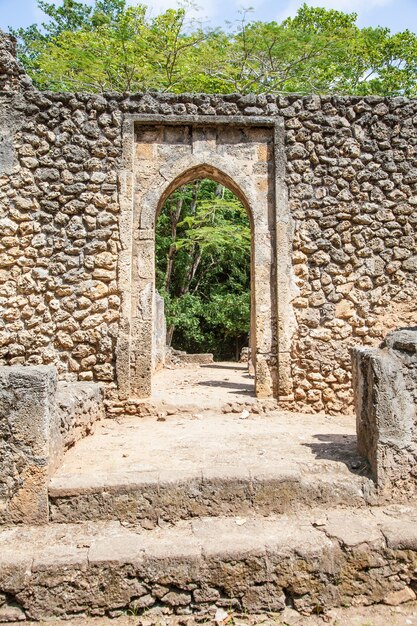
[1,506,417,622]
[48,413,374,524]
[49,413,374,528]
[49,465,373,525]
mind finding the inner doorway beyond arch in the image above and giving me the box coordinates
[153,176,254,400]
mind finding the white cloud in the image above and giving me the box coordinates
[278,0,394,22]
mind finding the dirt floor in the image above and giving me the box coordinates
[6,602,417,626]
[151,362,255,409]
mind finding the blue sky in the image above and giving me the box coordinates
[1,0,417,33]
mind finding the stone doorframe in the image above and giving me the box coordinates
[117,114,296,402]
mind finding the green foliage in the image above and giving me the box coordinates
[9,1,417,95]
[155,179,251,360]
[11,1,215,92]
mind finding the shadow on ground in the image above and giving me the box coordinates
[197,379,254,394]
[303,434,370,476]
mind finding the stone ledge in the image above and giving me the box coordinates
[0,366,105,524]
[54,381,105,462]
[352,327,417,497]
[47,411,374,525]
[0,365,56,524]
[1,507,417,620]
[48,469,372,525]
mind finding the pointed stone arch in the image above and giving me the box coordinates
[116,116,296,403]
[156,163,254,227]
[156,163,257,377]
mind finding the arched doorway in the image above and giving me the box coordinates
[129,160,275,399]
[116,118,294,404]
[155,167,254,369]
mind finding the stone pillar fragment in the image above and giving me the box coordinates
[352,329,417,497]
[0,366,57,524]
[152,290,166,372]
[0,30,32,91]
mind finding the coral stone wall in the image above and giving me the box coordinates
[0,32,416,414]
[285,95,417,413]
[0,87,122,385]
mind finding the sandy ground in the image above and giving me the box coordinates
[151,362,255,409]
[6,602,417,626]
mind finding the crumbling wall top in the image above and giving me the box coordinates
[353,327,417,497]
[0,29,32,92]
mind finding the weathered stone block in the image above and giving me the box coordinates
[352,328,417,496]
[153,290,166,373]
[0,365,56,524]
[0,365,105,524]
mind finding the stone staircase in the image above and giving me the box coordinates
[47,410,373,526]
[2,497,417,621]
[1,408,417,622]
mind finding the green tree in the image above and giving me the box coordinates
[11,1,216,92]
[9,1,417,95]
[204,5,417,95]
[10,0,93,77]
[155,179,251,360]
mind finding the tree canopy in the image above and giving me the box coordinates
[155,179,251,360]
[10,0,417,96]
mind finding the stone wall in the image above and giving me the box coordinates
[352,328,417,498]
[0,366,56,523]
[0,33,29,93]
[286,97,417,413]
[0,31,416,413]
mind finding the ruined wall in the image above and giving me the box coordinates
[0,32,416,413]
[286,96,417,413]
[0,366,56,523]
